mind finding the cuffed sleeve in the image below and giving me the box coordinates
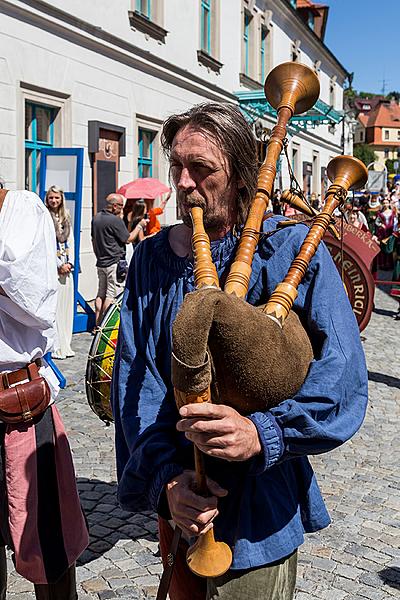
[247,411,284,474]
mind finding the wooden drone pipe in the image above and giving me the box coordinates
[281,189,341,240]
[264,156,368,326]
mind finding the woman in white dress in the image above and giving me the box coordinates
[45,185,75,359]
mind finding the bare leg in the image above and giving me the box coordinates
[95,296,104,327]
[102,297,113,318]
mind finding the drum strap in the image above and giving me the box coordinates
[156,525,182,600]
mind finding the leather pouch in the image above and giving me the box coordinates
[0,376,51,424]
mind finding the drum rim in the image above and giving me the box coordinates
[86,293,123,424]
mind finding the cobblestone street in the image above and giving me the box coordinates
[5,287,399,600]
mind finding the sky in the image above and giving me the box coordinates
[324,0,400,95]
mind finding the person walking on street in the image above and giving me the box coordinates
[112,103,368,600]
[0,188,88,600]
[91,193,146,327]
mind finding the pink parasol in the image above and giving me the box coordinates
[117,177,170,200]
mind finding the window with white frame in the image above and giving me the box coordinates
[138,127,158,178]
[25,102,57,193]
[197,0,221,70]
[243,11,251,76]
[384,129,389,140]
[312,152,319,195]
[135,0,151,19]
[292,144,300,180]
[259,25,269,83]
[291,40,300,63]
[200,0,212,54]
[329,77,337,108]
[129,0,166,41]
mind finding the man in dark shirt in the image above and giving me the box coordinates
[91,193,142,326]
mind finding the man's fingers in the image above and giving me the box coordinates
[175,518,215,538]
[177,416,235,435]
[185,431,233,448]
[205,477,228,497]
[173,504,218,526]
[179,403,233,420]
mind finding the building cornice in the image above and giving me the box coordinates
[0,0,237,103]
[261,113,342,154]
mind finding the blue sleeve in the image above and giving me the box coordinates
[111,246,185,513]
[248,241,368,474]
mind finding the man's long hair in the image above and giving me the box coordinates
[161,103,258,226]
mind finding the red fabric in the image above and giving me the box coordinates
[5,412,45,583]
[147,207,163,235]
[3,405,88,584]
[52,406,89,570]
[158,517,206,600]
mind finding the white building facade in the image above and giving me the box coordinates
[0,0,349,300]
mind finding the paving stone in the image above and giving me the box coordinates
[98,592,118,600]
[81,577,110,593]
[109,578,131,590]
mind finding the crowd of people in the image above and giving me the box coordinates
[271,183,400,319]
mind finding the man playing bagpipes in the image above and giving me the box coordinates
[112,101,368,599]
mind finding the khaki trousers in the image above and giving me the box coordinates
[158,516,297,600]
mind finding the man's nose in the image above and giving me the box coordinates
[177,167,196,192]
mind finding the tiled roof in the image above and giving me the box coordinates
[358,113,369,127]
[367,100,400,128]
[297,0,328,11]
[354,96,384,113]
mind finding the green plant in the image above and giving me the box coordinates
[353,144,377,166]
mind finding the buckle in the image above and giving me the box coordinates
[22,410,33,422]
[2,372,10,389]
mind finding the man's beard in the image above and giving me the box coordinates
[179,193,227,231]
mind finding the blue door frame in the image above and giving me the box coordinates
[39,147,95,336]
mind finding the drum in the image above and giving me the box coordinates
[85,295,122,424]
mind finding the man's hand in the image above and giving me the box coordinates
[177,403,262,461]
[166,470,227,538]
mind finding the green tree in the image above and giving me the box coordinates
[385,91,400,101]
[385,159,396,174]
[353,144,377,166]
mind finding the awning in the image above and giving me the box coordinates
[235,90,343,129]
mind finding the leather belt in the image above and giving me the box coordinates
[0,359,42,392]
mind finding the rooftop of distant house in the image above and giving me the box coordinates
[364,99,400,128]
[354,96,385,114]
[295,0,329,41]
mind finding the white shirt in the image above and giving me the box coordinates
[0,190,60,397]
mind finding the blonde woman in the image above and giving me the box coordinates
[45,185,75,359]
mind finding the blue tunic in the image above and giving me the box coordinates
[112,216,368,569]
